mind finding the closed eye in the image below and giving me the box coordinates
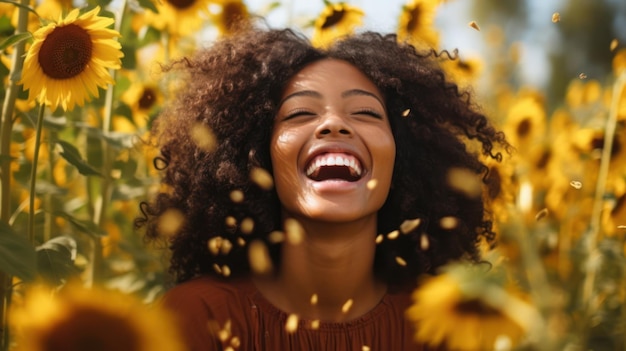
[284,109,316,120]
[353,109,383,119]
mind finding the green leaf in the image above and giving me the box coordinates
[53,211,107,237]
[56,140,103,177]
[114,158,138,179]
[0,15,15,36]
[138,25,161,47]
[78,124,135,149]
[0,0,38,16]
[16,109,40,128]
[17,110,67,131]
[0,32,31,51]
[34,180,68,197]
[114,102,133,120]
[112,183,145,200]
[44,115,67,130]
[103,131,135,149]
[36,236,80,285]
[121,44,137,70]
[0,220,36,281]
[138,0,158,14]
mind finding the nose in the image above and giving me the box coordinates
[315,113,353,138]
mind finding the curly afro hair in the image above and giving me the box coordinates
[136,26,509,286]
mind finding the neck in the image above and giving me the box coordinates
[254,215,387,322]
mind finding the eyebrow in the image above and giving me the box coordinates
[278,90,322,107]
[341,89,385,108]
[278,89,385,109]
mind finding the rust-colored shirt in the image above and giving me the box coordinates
[161,275,435,351]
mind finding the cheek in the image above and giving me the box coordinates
[372,131,397,187]
[270,128,303,192]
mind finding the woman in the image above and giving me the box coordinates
[137,26,508,350]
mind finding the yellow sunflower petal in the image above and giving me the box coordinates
[144,0,215,36]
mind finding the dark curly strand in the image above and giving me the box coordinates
[136,27,509,286]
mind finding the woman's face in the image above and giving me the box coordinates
[270,59,396,224]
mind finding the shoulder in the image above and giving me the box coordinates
[160,276,256,351]
[163,275,250,300]
[161,275,255,315]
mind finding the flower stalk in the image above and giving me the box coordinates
[27,104,46,244]
[0,0,32,348]
[88,0,127,286]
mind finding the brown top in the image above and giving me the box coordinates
[161,276,437,351]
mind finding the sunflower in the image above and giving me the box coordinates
[142,0,214,37]
[441,56,483,89]
[406,264,534,351]
[502,94,547,155]
[208,0,249,36]
[311,2,364,48]
[10,284,185,351]
[397,0,440,50]
[119,76,163,131]
[20,6,123,112]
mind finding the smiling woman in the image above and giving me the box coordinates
[136,23,509,351]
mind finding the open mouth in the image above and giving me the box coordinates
[305,153,363,182]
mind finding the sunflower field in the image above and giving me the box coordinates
[0,0,624,350]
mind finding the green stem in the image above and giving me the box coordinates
[27,104,46,244]
[0,0,33,348]
[44,129,56,243]
[0,0,29,222]
[89,0,127,286]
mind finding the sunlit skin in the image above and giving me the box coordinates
[255,59,395,322]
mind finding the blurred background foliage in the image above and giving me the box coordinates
[0,0,623,350]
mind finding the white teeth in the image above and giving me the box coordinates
[305,153,362,178]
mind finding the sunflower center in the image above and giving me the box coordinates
[41,306,139,351]
[406,6,422,32]
[516,118,531,138]
[222,3,247,31]
[454,299,501,316]
[321,8,346,29]
[535,149,551,169]
[139,88,157,110]
[591,136,621,157]
[457,60,471,72]
[38,23,93,80]
[167,0,195,10]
